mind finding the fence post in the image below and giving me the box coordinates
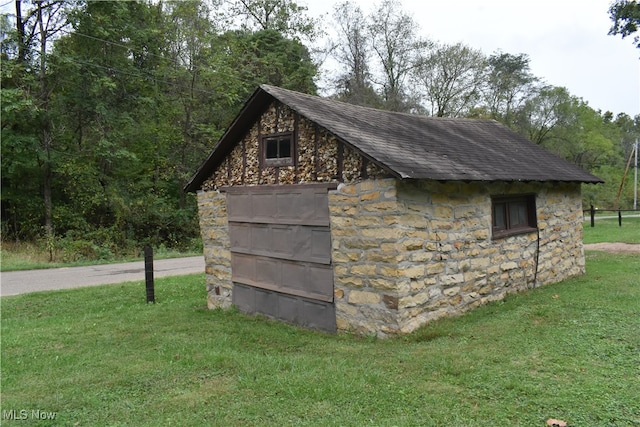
[144,246,155,303]
[590,204,595,228]
[618,209,622,227]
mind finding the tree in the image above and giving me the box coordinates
[329,1,382,107]
[1,0,72,254]
[367,0,429,112]
[609,0,640,48]
[413,42,486,117]
[484,51,538,128]
[613,112,640,157]
[512,85,572,145]
[217,28,317,96]
[541,99,615,171]
[226,0,318,41]
[1,62,42,240]
[162,0,221,208]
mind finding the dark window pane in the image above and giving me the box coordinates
[266,139,278,158]
[279,138,291,158]
[493,203,506,228]
[509,201,527,227]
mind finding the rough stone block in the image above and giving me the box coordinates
[336,301,359,316]
[434,206,453,218]
[403,265,425,279]
[443,286,460,296]
[382,294,399,310]
[363,201,399,212]
[355,216,381,227]
[441,274,464,286]
[427,262,445,275]
[501,261,518,271]
[410,251,432,262]
[336,276,363,288]
[362,227,399,240]
[379,266,401,278]
[351,264,378,276]
[348,290,381,305]
[399,292,429,309]
[360,191,381,202]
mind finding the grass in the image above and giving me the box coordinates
[2,252,639,426]
[582,215,640,244]
[0,240,201,272]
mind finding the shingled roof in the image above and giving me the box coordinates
[185,85,603,192]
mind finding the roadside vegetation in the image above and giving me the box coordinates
[0,239,202,272]
[2,250,638,425]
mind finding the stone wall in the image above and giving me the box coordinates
[329,179,585,336]
[197,189,232,310]
[198,173,585,335]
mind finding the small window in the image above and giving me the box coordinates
[491,194,537,238]
[262,133,294,167]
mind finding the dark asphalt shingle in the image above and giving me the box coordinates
[261,85,602,183]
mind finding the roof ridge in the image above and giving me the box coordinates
[259,84,495,124]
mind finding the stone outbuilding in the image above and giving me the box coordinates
[185,85,602,336]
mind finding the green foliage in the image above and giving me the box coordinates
[1,0,318,258]
[536,99,617,171]
[2,253,639,425]
[609,0,640,48]
[583,164,639,209]
[228,0,320,41]
[219,29,317,94]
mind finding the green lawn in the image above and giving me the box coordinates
[583,215,640,244]
[1,252,639,426]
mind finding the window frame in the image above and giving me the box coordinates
[261,132,295,167]
[491,194,537,239]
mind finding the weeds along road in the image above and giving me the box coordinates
[0,256,204,297]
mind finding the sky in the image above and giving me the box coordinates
[304,0,640,117]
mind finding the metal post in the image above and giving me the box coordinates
[144,246,155,303]
[618,209,622,227]
[590,204,595,228]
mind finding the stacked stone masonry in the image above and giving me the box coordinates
[197,100,587,336]
[197,190,232,310]
[329,179,585,335]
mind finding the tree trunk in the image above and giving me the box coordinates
[15,0,27,63]
[37,1,54,259]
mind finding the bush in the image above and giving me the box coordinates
[58,237,114,262]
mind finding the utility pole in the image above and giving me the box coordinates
[634,139,638,210]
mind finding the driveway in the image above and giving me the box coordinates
[0,256,204,297]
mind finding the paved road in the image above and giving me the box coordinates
[0,256,205,297]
